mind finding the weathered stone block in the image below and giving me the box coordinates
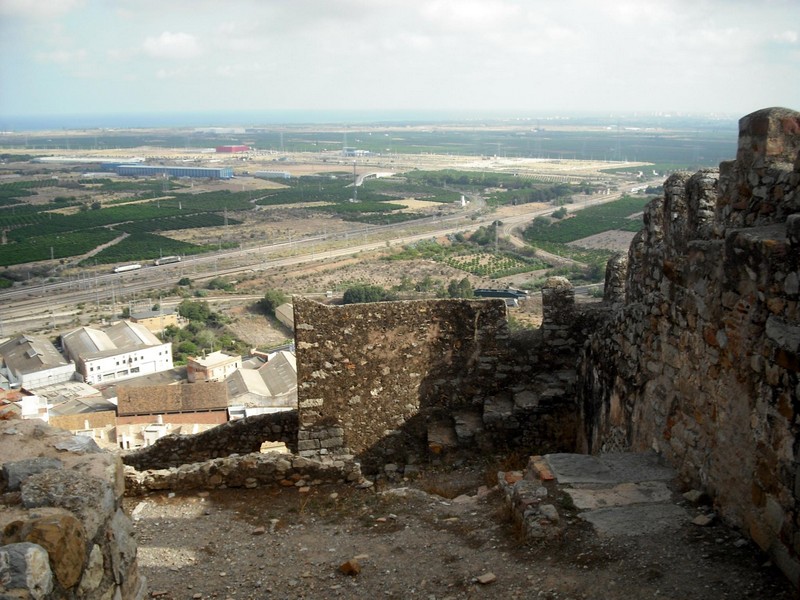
[20,470,115,541]
[3,512,87,589]
[0,542,54,600]
[1,458,64,492]
[297,439,320,451]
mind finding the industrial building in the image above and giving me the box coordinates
[254,170,291,179]
[62,321,174,385]
[0,335,76,390]
[114,165,234,179]
[216,145,250,153]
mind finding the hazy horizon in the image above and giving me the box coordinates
[1,108,744,134]
[1,0,798,123]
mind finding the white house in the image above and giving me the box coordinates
[0,335,75,390]
[186,351,241,383]
[226,350,297,418]
[62,321,173,385]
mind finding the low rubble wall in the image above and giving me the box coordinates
[124,451,364,495]
[121,410,298,471]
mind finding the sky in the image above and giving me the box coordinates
[1,0,799,124]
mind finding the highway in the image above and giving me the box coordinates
[0,191,625,337]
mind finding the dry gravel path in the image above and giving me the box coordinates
[125,464,793,600]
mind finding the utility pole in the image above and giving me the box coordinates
[353,161,357,202]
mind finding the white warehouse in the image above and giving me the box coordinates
[62,321,173,385]
[0,335,76,390]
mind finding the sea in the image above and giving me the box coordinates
[0,109,739,132]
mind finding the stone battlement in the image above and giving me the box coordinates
[581,106,800,585]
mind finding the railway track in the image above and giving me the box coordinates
[0,192,625,337]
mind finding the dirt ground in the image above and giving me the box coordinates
[126,461,794,600]
[568,231,637,253]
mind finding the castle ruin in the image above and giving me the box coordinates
[2,107,798,596]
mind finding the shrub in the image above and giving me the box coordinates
[258,289,289,316]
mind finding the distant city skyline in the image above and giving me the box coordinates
[1,0,798,124]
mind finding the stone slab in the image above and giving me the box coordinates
[564,481,673,510]
[544,452,675,485]
[544,454,615,484]
[580,503,689,536]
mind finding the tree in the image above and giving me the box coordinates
[177,299,212,322]
[447,277,474,298]
[195,329,217,352]
[458,277,473,298]
[447,279,460,298]
[342,284,396,304]
[177,341,199,355]
[259,289,288,316]
[177,277,192,287]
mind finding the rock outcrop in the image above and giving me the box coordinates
[0,419,145,600]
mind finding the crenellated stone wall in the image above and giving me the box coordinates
[0,418,145,600]
[579,107,800,585]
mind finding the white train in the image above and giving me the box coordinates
[112,263,142,273]
[153,255,181,266]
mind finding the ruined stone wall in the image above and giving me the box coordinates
[121,411,299,471]
[293,291,599,474]
[124,451,363,495]
[579,107,800,584]
[0,418,145,600]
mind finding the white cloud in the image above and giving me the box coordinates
[2,0,799,116]
[421,0,520,32]
[0,0,85,19]
[215,62,266,78]
[35,48,87,64]
[772,30,798,44]
[142,31,202,59]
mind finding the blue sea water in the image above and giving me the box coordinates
[2,109,526,131]
[1,109,739,132]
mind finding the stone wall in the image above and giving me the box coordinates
[124,451,363,495]
[579,107,800,585]
[0,418,145,600]
[293,291,599,474]
[121,410,299,471]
